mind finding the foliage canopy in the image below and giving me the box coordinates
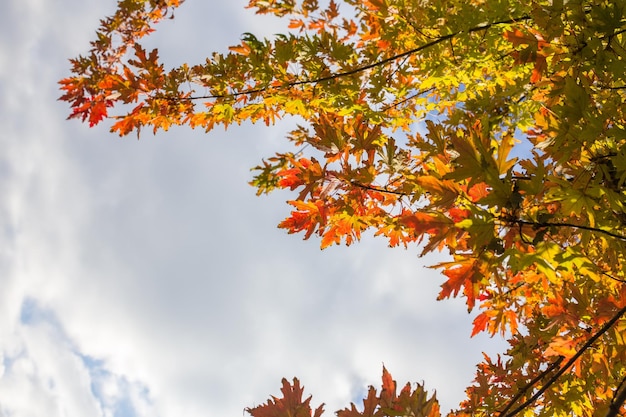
[60,0,626,415]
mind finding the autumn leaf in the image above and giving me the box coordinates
[336,367,440,417]
[381,366,396,403]
[279,200,326,239]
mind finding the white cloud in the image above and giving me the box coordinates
[0,1,508,417]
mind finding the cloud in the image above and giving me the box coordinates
[1,300,99,417]
[0,1,508,417]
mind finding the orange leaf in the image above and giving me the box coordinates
[503,28,532,46]
[228,44,251,55]
[381,366,395,395]
[380,366,396,406]
[416,175,458,195]
[111,117,136,136]
[438,259,477,301]
[363,0,384,11]
[288,19,304,29]
[545,337,578,359]
[377,39,391,50]
[505,310,518,335]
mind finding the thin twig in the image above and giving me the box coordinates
[380,87,435,112]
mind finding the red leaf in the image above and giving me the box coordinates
[278,200,325,239]
[277,167,303,189]
[88,100,109,127]
[466,182,490,202]
[503,28,532,46]
[471,312,490,337]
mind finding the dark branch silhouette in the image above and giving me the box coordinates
[603,272,626,284]
[606,376,626,417]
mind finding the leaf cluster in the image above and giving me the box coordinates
[60,0,626,415]
[247,368,439,417]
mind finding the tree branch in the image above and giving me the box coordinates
[497,356,564,417]
[349,183,626,243]
[502,304,626,417]
[167,15,531,101]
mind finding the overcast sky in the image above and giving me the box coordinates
[0,1,506,416]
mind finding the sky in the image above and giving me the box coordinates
[0,1,506,416]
